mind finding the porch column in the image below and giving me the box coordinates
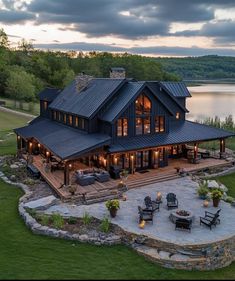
[17,135,22,150]
[130,153,135,174]
[28,141,33,154]
[106,154,110,171]
[194,143,198,162]
[64,161,70,186]
[220,138,226,158]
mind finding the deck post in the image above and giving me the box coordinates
[194,143,198,162]
[64,161,70,186]
[106,154,110,171]
[220,138,226,158]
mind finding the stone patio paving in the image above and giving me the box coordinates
[44,177,235,246]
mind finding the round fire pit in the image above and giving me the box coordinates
[169,209,194,223]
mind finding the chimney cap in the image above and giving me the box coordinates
[110,67,125,72]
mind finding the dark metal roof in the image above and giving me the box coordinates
[39,88,61,102]
[160,82,191,98]
[108,120,235,153]
[147,82,188,113]
[15,118,111,160]
[101,82,144,122]
[49,78,125,118]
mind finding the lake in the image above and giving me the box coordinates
[187,84,235,122]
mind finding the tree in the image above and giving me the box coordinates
[5,67,36,108]
[18,39,34,53]
[0,28,9,49]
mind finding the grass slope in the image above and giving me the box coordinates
[215,172,235,198]
[0,110,32,155]
[1,180,235,279]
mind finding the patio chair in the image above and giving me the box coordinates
[138,206,153,224]
[200,212,220,230]
[175,218,192,232]
[204,209,221,225]
[144,196,160,213]
[166,193,178,210]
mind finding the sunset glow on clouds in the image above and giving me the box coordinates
[1,0,235,56]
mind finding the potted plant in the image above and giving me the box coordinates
[211,189,223,207]
[68,185,77,195]
[105,199,120,218]
[197,182,209,199]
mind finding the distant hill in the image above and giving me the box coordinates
[155,55,235,81]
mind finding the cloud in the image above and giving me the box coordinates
[0,9,35,23]
[34,41,235,56]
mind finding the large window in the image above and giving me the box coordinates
[155,116,165,133]
[117,118,128,137]
[135,94,151,135]
[135,94,151,115]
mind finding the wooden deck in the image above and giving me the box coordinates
[30,155,232,203]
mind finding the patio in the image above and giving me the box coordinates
[44,176,235,245]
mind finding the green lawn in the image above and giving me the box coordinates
[1,179,235,280]
[0,109,32,155]
[199,137,235,152]
[215,172,235,197]
[0,96,40,115]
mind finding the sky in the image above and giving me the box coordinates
[1,0,235,57]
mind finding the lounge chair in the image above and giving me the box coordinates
[144,196,160,212]
[200,211,220,230]
[166,193,178,210]
[138,206,153,224]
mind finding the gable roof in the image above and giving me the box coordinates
[49,78,125,119]
[39,88,61,102]
[108,120,235,153]
[160,81,191,98]
[14,118,111,160]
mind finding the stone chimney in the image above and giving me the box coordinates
[75,73,93,92]
[110,67,126,79]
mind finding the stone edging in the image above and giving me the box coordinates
[0,171,121,246]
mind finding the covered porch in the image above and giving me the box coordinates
[23,152,232,203]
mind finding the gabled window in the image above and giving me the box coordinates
[117,118,128,137]
[155,116,165,133]
[135,94,151,135]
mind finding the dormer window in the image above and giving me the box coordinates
[63,114,67,124]
[74,116,79,127]
[176,112,180,119]
[117,118,128,137]
[68,115,73,126]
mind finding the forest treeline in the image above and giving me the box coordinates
[156,55,235,80]
[0,29,179,104]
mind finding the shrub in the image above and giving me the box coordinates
[105,199,120,211]
[25,207,36,217]
[82,212,92,225]
[225,196,235,204]
[197,182,209,197]
[100,217,110,233]
[40,214,50,226]
[211,189,223,200]
[67,217,78,225]
[51,213,64,229]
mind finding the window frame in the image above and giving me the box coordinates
[117,118,128,137]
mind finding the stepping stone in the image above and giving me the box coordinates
[24,195,58,210]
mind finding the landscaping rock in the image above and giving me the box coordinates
[24,195,58,210]
[10,164,19,169]
[10,175,16,182]
[207,180,220,189]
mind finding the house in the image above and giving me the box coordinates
[15,68,234,191]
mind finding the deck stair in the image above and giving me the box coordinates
[127,171,181,189]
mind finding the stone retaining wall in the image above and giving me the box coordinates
[1,170,235,271]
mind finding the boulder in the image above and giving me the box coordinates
[207,180,220,189]
[23,195,58,210]
[10,164,19,169]
[10,175,16,182]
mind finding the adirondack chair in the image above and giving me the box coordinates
[166,193,178,210]
[144,196,160,213]
[138,206,153,224]
[204,209,221,224]
[200,212,220,230]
